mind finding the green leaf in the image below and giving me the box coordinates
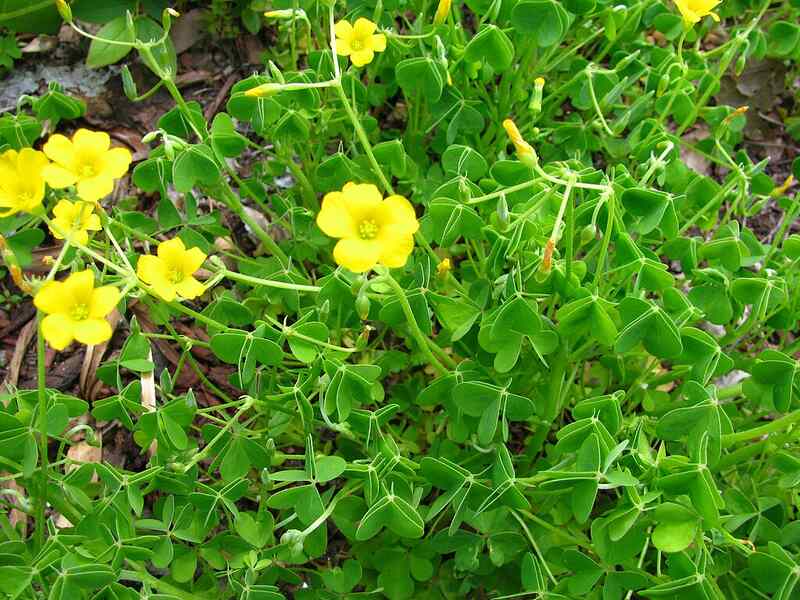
[395,57,445,103]
[172,143,221,192]
[652,503,699,553]
[465,25,515,71]
[512,0,569,47]
[86,16,135,68]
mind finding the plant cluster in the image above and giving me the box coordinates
[0,0,800,599]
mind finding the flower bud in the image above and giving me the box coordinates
[318,299,330,322]
[245,83,281,98]
[502,118,539,169]
[496,194,509,230]
[529,77,544,114]
[55,0,73,23]
[433,0,452,25]
[121,65,138,101]
[580,224,597,245]
[437,258,452,277]
[265,9,296,18]
[355,294,371,320]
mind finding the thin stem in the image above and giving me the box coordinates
[722,409,800,447]
[222,268,320,293]
[381,273,448,376]
[35,314,48,549]
[333,82,394,195]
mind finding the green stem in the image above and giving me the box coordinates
[722,409,800,447]
[35,314,48,549]
[222,268,320,293]
[382,273,448,376]
[333,82,394,195]
[123,562,210,600]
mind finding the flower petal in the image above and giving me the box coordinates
[317,191,358,238]
[378,230,415,268]
[353,17,377,37]
[350,48,375,67]
[157,237,187,267]
[377,195,419,235]
[137,254,168,284]
[42,164,78,189]
[77,175,115,202]
[52,199,75,220]
[74,318,113,346]
[63,270,96,305]
[41,314,76,351]
[180,246,207,275]
[333,238,381,273]
[18,148,49,176]
[371,33,387,52]
[34,281,68,315]
[43,134,76,169]
[100,147,132,179]
[336,38,353,56]
[341,183,382,222]
[73,129,110,154]
[176,276,205,300]
[334,20,353,39]
[89,285,121,319]
[86,213,102,231]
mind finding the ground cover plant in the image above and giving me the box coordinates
[0,0,800,597]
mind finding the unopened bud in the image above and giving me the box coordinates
[264,9,296,18]
[437,258,451,277]
[433,0,452,25]
[771,175,795,198]
[318,299,330,322]
[245,83,281,98]
[121,65,138,100]
[580,224,597,245]
[502,118,538,168]
[496,195,509,229]
[55,0,73,22]
[355,294,370,320]
[529,77,544,114]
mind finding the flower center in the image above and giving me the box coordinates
[168,267,184,284]
[358,219,379,240]
[71,303,89,321]
[80,163,97,178]
[351,38,365,51]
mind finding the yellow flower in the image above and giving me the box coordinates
[317,182,419,273]
[49,199,102,246]
[137,238,207,302]
[34,270,120,350]
[335,18,387,67]
[434,0,452,25]
[42,129,132,203]
[437,258,452,277]
[0,148,49,217]
[674,0,721,24]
